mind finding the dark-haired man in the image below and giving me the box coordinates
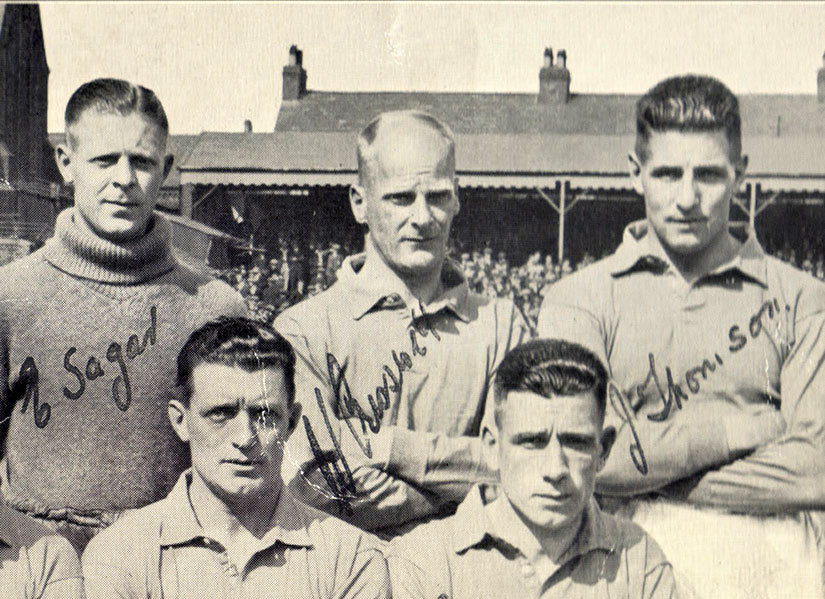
[82,317,390,599]
[538,74,825,597]
[275,110,527,535]
[0,78,246,552]
[388,339,675,599]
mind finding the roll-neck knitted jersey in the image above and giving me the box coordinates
[0,209,247,515]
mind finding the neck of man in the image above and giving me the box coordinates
[652,225,742,284]
[529,509,584,564]
[503,492,584,564]
[362,236,444,304]
[188,469,279,542]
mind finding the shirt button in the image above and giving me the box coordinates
[521,563,535,577]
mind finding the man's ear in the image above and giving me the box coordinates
[162,154,174,183]
[452,177,461,216]
[168,393,190,444]
[628,152,645,197]
[596,425,616,472]
[284,401,303,441]
[481,423,500,473]
[349,185,368,225]
[734,154,748,188]
[55,144,74,184]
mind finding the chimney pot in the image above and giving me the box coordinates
[283,44,308,101]
[539,48,570,104]
[557,49,567,69]
[244,120,253,133]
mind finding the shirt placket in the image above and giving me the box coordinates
[205,537,244,599]
[514,551,549,599]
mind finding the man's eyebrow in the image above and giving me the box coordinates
[649,166,683,177]
[510,430,550,443]
[693,165,728,176]
[199,400,240,415]
[88,152,122,162]
[378,179,454,196]
[558,431,598,444]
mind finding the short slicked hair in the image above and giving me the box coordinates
[175,317,296,407]
[493,339,608,427]
[64,78,169,147]
[356,110,456,187]
[634,74,742,163]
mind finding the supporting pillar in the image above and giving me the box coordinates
[180,183,194,219]
[558,180,567,264]
[748,182,759,230]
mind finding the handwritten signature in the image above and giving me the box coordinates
[11,306,158,428]
[610,298,791,475]
[302,312,441,514]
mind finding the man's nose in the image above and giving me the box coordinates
[112,156,137,187]
[230,411,258,450]
[675,175,701,212]
[542,436,569,482]
[409,192,435,227]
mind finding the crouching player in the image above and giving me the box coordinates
[388,339,675,598]
[82,317,390,599]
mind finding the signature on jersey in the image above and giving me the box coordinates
[610,297,791,475]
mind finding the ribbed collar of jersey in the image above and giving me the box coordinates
[43,207,176,285]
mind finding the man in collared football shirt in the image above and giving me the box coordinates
[82,317,389,599]
[538,74,825,597]
[275,110,528,535]
[0,501,84,599]
[388,339,675,599]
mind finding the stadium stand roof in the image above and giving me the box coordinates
[180,56,825,191]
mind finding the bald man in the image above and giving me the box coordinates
[275,111,528,537]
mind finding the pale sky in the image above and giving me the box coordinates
[39,2,825,134]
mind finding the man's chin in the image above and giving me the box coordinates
[396,250,444,271]
[93,219,151,243]
[659,234,709,256]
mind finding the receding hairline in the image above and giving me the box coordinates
[356,110,456,187]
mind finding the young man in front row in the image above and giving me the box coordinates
[388,339,676,599]
[82,317,390,599]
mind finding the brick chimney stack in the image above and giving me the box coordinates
[282,44,307,101]
[818,51,825,102]
[539,47,570,104]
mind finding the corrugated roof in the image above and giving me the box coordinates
[275,90,825,137]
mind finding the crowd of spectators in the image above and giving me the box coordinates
[218,239,600,332]
[762,228,825,281]
[219,226,825,334]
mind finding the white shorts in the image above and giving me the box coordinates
[616,499,824,599]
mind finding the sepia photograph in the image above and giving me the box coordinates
[0,1,824,597]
